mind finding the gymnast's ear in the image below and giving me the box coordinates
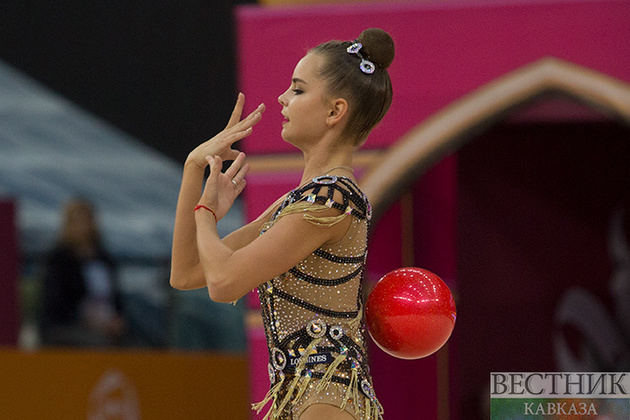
[326,97,349,128]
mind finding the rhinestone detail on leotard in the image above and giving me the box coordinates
[252,176,383,420]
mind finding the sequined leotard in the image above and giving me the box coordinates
[252,175,384,420]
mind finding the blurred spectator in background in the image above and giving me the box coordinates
[39,199,126,347]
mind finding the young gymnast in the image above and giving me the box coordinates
[171,28,395,419]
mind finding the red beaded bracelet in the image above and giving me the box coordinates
[194,204,218,223]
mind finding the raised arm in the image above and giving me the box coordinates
[169,94,265,290]
[193,157,352,302]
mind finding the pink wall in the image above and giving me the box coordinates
[236,0,630,155]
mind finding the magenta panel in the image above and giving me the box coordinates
[235,0,630,155]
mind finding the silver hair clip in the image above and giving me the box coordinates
[347,42,375,74]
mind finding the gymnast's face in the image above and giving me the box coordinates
[277,53,333,148]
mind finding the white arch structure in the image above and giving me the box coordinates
[362,57,630,220]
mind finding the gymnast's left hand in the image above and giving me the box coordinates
[186,94,265,170]
[197,152,249,221]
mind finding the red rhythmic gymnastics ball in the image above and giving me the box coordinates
[365,267,456,359]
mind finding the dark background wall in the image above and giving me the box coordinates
[456,119,630,418]
[0,0,253,163]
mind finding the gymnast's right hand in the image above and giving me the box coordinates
[186,93,265,168]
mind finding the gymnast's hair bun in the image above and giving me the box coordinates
[357,28,395,69]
